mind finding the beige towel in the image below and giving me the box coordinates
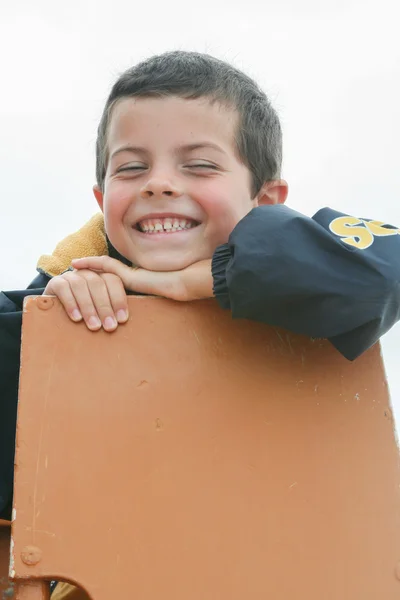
[37,213,107,277]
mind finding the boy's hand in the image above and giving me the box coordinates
[43,269,129,331]
[71,256,214,302]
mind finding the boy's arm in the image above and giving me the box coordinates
[70,203,399,360]
[0,274,50,519]
[212,204,400,360]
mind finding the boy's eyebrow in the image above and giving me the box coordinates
[110,142,227,160]
[179,143,227,155]
[110,145,149,159]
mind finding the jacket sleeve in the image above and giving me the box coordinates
[0,273,50,519]
[211,204,400,360]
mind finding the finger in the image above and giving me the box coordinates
[72,256,186,299]
[72,256,136,288]
[66,271,104,331]
[100,273,129,323]
[44,278,83,322]
[77,270,119,332]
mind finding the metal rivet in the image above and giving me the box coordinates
[21,545,42,565]
[37,297,54,311]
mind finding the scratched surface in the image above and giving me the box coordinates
[0,523,13,599]
[11,296,400,599]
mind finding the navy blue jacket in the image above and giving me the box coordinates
[1,205,399,518]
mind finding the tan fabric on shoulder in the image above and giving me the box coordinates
[37,213,107,278]
[51,582,90,600]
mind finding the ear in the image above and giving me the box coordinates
[93,185,104,212]
[254,179,288,206]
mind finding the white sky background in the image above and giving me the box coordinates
[1,0,399,421]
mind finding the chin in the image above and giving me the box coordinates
[135,255,195,272]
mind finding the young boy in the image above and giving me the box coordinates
[1,51,399,597]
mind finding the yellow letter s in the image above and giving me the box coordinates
[329,216,374,250]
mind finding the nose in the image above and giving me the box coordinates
[139,172,183,200]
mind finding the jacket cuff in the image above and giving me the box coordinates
[211,244,232,309]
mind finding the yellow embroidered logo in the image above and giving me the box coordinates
[329,216,400,250]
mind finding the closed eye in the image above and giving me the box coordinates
[114,163,219,176]
[186,163,218,170]
[117,165,147,173]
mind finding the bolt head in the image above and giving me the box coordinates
[21,546,42,565]
[37,297,54,311]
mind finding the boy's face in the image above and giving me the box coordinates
[94,96,287,271]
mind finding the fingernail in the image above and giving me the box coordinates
[88,316,101,329]
[116,309,128,323]
[104,316,117,330]
[71,309,82,321]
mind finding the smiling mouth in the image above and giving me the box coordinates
[135,216,201,234]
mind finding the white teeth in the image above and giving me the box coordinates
[137,217,198,233]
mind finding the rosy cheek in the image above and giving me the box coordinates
[205,194,243,224]
[104,184,132,216]
[196,184,231,216]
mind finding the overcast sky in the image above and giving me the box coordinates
[1,0,399,425]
